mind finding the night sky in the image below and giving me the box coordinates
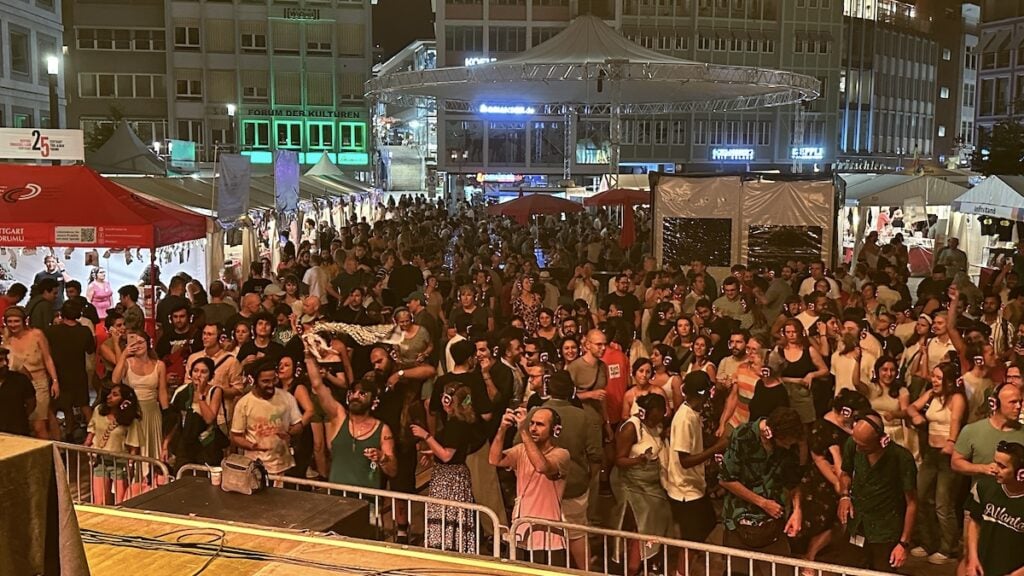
[373,0,435,62]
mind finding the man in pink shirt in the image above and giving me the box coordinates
[490,405,570,566]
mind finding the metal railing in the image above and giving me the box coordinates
[176,464,502,558]
[509,517,896,576]
[55,441,173,506]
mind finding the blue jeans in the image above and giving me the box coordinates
[915,446,961,556]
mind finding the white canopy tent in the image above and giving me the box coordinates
[950,176,1024,276]
[840,174,967,268]
[367,15,819,181]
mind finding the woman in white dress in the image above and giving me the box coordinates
[112,330,168,478]
[866,356,916,460]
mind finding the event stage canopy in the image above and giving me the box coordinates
[366,15,820,115]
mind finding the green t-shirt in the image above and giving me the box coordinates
[955,420,1024,475]
[965,476,1024,576]
[841,438,917,544]
[720,419,802,530]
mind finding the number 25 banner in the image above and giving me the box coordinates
[0,128,85,161]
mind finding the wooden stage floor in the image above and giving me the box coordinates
[76,505,569,576]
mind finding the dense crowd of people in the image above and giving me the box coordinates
[1,194,1023,576]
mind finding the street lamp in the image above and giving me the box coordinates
[226,103,237,152]
[46,55,60,165]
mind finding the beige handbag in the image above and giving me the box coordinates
[219,454,268,495]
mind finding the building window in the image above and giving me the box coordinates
[697,35,710,51]
[134,30,165,51]
[709,120,722,145]
[694,120,706,145]
[713,35,727,51]
[620,119,634,145]
[636,120,651,144]
[175,26,201,50]
[940,86,950,99]
[78,73,164,98]
[965,46,977,70]
[9,29,31,77]
[308,122,335,149]
[177,120,203,144]
[938,125,946,138]
[488,121,526,164]
[77,28,164,51]
[242,120,270,149]
[942,48,951,61]
[489,27,527,52]
[176,78,203,100]
[654,120,668,144]
[763,39,775,53]
[671,120,686,145]
[531,27,562,47]
[13,113,32,128]
[340,122,366,151]
[276,121,302,149]
[445,26,484,52]
[964,83,976,107]
[241,32,267,52]
[757,121,771,146]
[531,121,565,165]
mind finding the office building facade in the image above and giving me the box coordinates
[63,0,374,169]
[0,0,64,129]
[975,0,1024,148]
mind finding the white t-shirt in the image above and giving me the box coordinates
[230,389,302,474]
[798,276,841,299]
[302,266,331,304]
[795,311,818,332]
[661,403,705,502]
[831,351,876,395]
[926,337,956,369]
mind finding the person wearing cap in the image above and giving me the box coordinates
[261,282,285,313]
[0,345,37,436]
[405,290,440,360]
[663,371,729,576]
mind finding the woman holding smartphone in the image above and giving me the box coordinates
[113,330,169,471]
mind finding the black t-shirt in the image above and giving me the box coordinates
[237,339,285,364]
[156,329,202,359]
[389,264,422,301]
[705,315,737,365]
[240,278,272,297]
[449,306,491,333]
[33,270,65,309]
[429,371,494,421]
[0,371,35,435]
[433,419,487,465]
[374,377,426,447]
[156,295,191,328]
[334,305,372,325]
[603,292,641,323]
[225,312,254,332]
[749,381,790,421]
[44,323,96,393]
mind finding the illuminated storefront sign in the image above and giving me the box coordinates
[711,148,755,161]
[478,104,536,116]
[475,172,523,183]
[283,7,320,20]
[791,147,825,160]
[241,151,369,166]
[244,108,365,120]
[465,56,497,66]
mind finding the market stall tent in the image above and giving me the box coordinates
[0,165,208,248]
[85,120,167,176]
[951,175,1024,220]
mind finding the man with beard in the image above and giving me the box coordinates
[369,345,435,543]
[838,411,918,571]
[229,359,303,475]
[0,345,36,436]
[717,329,749,383]
[185,323,244,406]
[306,356,396,488]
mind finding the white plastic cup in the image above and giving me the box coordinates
[210,467,222,486]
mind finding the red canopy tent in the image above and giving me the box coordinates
[0,165,207,249]
[0,165,209,336]
[583,188,651,247]
[486,193,584,225]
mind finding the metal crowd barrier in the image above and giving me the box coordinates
[509,517,896,576]
[55,441,172,506]
[176,464,502,558]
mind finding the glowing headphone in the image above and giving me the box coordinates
[542,407,562,438]
[996,441,1024,483]
[989,383,1010,413]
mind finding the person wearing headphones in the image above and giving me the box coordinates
[489,404,570,566]
[719,406,805,572]
[838,410,918,572]
[964,441,1024,576]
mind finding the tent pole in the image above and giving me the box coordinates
[149,246,157,339]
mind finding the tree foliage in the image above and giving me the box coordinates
[971,119,1024,176]
[83,106,125,152]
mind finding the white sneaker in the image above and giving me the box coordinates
[910,547,929,558]
[927,552,954,565]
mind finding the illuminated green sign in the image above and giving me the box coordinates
[240,151,369,165]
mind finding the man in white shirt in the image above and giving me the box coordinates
[794,292,826,332]
[229,359,303,474]
[798,261,841,300]
[664,372,728,576]
[568,262,598,312]
[302,253,332,304]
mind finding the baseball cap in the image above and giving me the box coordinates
[263,284,284,297]
[403,291,426,304]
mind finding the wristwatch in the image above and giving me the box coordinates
[397,369,405,379]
